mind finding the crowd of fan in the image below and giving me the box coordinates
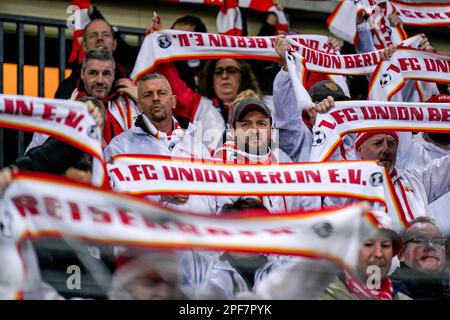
[0,1,450,300]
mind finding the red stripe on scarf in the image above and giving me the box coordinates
[344,270,394,300]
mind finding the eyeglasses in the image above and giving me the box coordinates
[404,235,446,247]
[214,66,241,76]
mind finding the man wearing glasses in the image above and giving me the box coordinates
[391,217,450,299]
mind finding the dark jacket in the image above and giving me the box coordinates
[14,137,87,174]
[391,262,450,300]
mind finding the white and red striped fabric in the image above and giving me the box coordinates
[217,0,243,36]
[166,0,289,34]
[391,0,450,27]
[327,0,407,47]
[240,0,289,34]
[67,0,91,64]
[1,173,377,299]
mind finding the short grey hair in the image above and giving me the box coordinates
[81,48,115,72]
[137,72,171,93]
[401,216,443,243]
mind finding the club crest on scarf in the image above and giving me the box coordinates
[312,130,327,147]
[379,72,392,88]
[312,222,334,239]
[369,172,384,187]
[157,34,172,49]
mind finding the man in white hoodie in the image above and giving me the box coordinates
[103,72,216,214]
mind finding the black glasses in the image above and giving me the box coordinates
[214,66,241,76]
[404,235,446,247]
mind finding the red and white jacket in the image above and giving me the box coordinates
[71,80,140,144]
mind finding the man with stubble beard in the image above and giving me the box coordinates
[103,72,216,214]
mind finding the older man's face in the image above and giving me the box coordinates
[400,222,446,273]
[357,134,397,172]
[82,19,117,53]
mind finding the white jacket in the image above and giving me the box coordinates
[396,132,450,234]
[273,69,313,163]
[103,115,217,214]
[180,251,288,299]
[325,153,450,231]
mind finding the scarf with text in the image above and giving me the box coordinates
[368,47,449,102]
[213,141,275,164]
[310,100,450,162]
[0,94,107,187]
[328,0,408,47]
[0,173,377,299]
[390,0,450,27]
[132,30,438,83]
[67,0,91,64]
[107,154,391,212]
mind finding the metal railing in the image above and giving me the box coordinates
[0,13,144,167]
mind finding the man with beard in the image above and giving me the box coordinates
[391,217,450,299]
[213,92,320,213]
[103,72,216,214]
[348,130,450,229]
[27,48,139,150]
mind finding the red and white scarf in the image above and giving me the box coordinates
[213,141,275,164]
[217,0,243,36]
[0,94,107,187]
[344,270,394,300]
[368,47,448,102]
[67,0,91,64]
[142,115,183,142]
[327,0,407,47]
[310,100,450,162]
[1,173,377,299]
[167,0,289,34]
[390,0,450,27]
[329,0,450,48]
[107,154,390,213]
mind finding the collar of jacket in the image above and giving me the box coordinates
[134,114,193,135]
[391,262,450,298]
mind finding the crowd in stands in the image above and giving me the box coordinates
[0,0,450,300]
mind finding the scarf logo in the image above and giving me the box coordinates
[312,130,327,146]
[370,172,384,187]
[157,35,172,49]
[379,72,392,88]
[312,222,333,238]
[0,210,13,239]
[287,52,296,63]
[87,124,99,140]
